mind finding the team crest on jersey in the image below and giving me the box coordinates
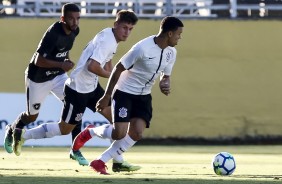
[166,52,172,62]
[75,113,83,122]
[119,107,127,118]
[33,103,41,110]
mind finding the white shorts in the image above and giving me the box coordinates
[25,73,68,115]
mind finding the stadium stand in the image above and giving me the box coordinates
[1,0,282,19]
[0,0,214,18]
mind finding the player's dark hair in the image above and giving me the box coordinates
[62,3,80,16]
[160,16,184,34]
[116,10,138,25]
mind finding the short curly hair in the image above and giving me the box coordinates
[116,10,138,25]
[160,16,184,33]
[62,3,80,16]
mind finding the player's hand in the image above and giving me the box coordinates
[96,95,111,112]
[159,79,170,96]
[61,59,75,72]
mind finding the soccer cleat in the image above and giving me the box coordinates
[72,124,94,151]
[12,128,25,156]
[4,124,13,153]
[89,159,110,175]
[112,161,141,172]
[69,149,89,166]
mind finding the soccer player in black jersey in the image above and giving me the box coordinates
[4,3,80,154]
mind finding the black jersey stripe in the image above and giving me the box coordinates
[141,49,164,95]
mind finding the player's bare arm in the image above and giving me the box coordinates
[159,74,171,96]
[103,60,113,73]
[96,62,125,111]
[35,54,74,72]
[88,59,111,78]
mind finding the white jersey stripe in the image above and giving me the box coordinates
[65,103,73,123]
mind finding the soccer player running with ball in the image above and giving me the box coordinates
[4,3,79,154]
[72,16,184,175]
[11,10,141,173]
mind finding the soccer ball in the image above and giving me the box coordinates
[212,152,236,176]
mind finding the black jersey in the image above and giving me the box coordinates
[26,21,79,83]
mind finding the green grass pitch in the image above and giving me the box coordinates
[1,145,282,183]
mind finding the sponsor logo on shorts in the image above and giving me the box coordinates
[118,107,127,118]
[75,113,83,122]
[33,103,41,110]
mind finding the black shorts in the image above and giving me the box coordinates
[61,83,104,125]
[112,89,152,128]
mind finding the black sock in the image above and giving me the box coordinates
[71,123,82,143]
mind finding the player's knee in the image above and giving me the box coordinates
[22,112,38,123]
[111,124,128,140]
[60,129,72,135]
[58,121,75,135]
[27,115,38,122]
[111,131,126,140]
[129,132,143,141]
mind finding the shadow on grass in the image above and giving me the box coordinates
[0,176,280,184]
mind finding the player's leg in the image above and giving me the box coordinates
[70,84,110,163]
[71,123,82,144]
[70,85,110,166]
[89,90,133,174]
[89,122,130,175]
[104,93,152,173]
[12,85,85,156]
[71,106,112,151]
[73,120,140,171]
[112,117,146,172]
[4,76,51,153]
[4,112,38,154]
[13,102,78,155]
[70,84,105,159]
[90,119,147,175]
[72,88,141,171]
[51,73,81,142]
[59,85,90,166]
[51,73,82,141]
[13,119,78,156]
[50,74,86,163]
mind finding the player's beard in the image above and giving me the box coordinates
[68,25,78,31]
[66,24,78,32]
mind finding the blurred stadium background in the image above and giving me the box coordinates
[1,0,282,145]
[2,0,282,19]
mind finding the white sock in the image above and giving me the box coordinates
[111,139,124,163]
[89,124,124,163]
[23,123,61,140]
[89,124,112,139]
[97,134,136,163]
